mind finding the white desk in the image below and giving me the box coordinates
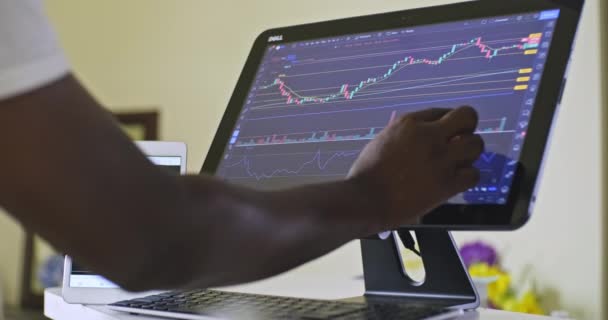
[44,273,557,320]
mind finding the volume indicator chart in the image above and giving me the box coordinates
[233,115,510,148]
[216,13,557,197]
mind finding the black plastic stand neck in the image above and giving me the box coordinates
[359,229,479,309]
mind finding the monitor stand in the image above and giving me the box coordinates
[343,229,479,309]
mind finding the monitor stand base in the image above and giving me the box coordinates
[345,229,479,309]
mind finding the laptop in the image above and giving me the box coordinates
[108,0,583,319]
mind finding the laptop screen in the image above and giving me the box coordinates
[69,155,183,289]
[214,9,561,205]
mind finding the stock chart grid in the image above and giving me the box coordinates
[216,10,560,205]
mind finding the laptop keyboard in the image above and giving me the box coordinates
[110,290,454,319]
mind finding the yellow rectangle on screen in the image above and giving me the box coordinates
[514,85,529,91]
[525,50,538,55]
[529,33,542,38]
[517,77,530,82]
[519,68,533,74]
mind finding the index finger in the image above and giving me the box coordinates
[439,106,479,137]
[407,108,452,122]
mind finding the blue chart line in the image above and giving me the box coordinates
[225,150,360,180]
[248,92,514,121]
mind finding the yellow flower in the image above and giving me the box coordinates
[467,260,546,315]
[518,291,545,315]
[488,272,510,300]
[469,263,501,277]
[501,297,519,312]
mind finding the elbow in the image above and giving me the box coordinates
[110,259,170,293]
[118,276,152,293]
[112,237,197,292]
[106,252,161,293]
[109,253,167,293]
[116,188,196,291]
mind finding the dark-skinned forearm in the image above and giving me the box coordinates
[130,175,381,291]
[0,75,383,292]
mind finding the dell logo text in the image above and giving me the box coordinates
[268,35,284,42]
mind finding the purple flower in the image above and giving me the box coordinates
[38,255,65,288]
[459,241,498,267]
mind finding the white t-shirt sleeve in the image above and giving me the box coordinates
[0,0,69,101]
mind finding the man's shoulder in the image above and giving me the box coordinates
[0,0,69,101]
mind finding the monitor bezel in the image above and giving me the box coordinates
[201,0,584,230]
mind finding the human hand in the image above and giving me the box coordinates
[348,107,484,230]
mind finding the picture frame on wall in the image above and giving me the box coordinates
[19,110,160,309]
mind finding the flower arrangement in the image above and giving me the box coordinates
[460,241,545,315]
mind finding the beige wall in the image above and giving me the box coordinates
[601,0,608,319]
[0,1,603,318]
[0,214,23,306]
